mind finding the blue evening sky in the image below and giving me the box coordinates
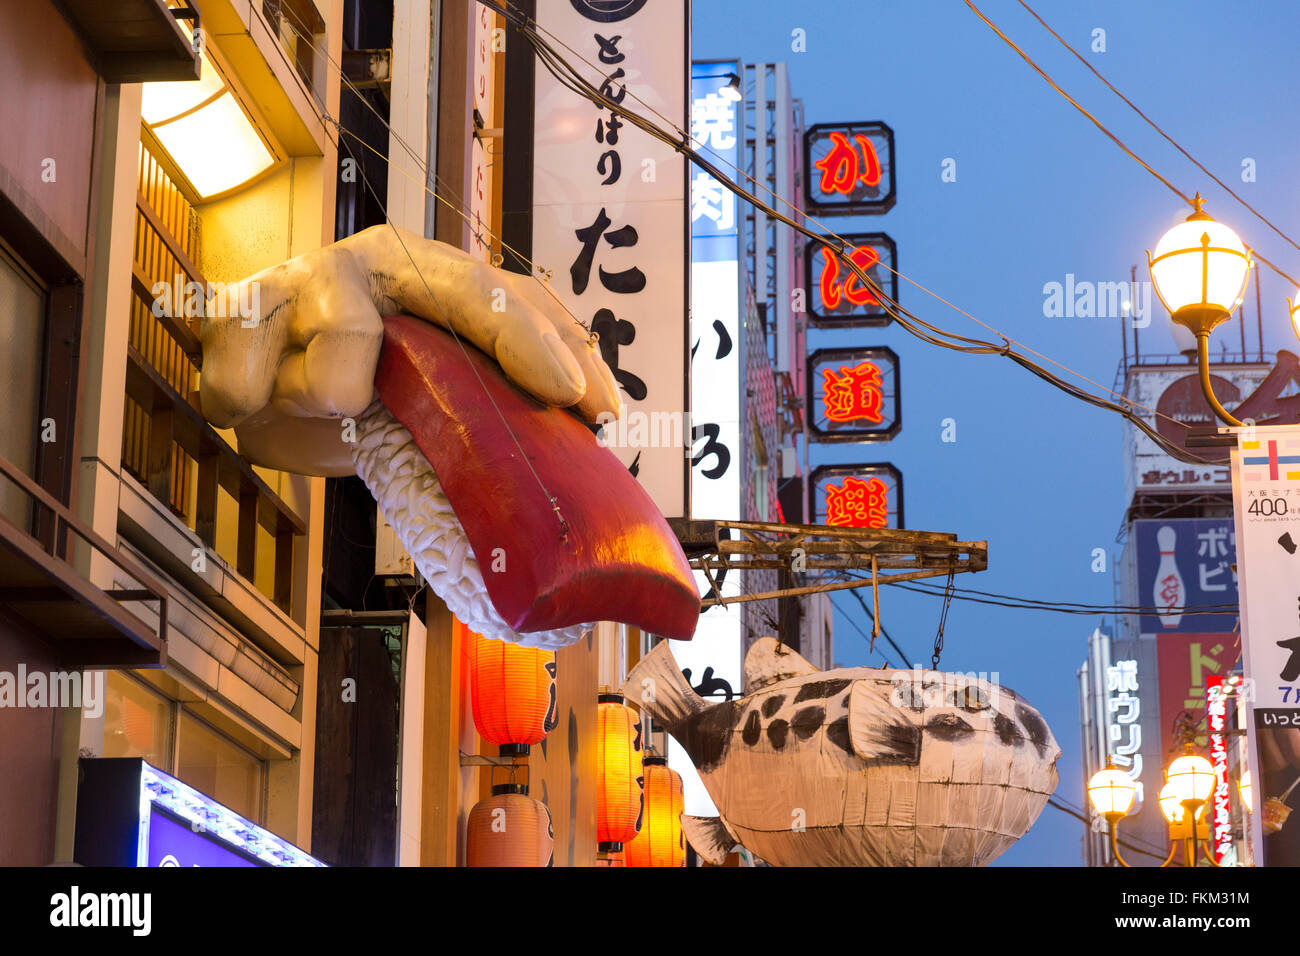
[692,0,1300,865]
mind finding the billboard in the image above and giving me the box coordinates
[1121,364,1271,503]
[532,0,689,517]
[1155,633,1239,758]
[803,233,897,327]
[802,121,896,214]
[1233,427,1300,866]
[806,347,900,443]
[1133,518,1239,635]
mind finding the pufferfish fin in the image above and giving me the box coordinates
[848,681,922,764]
[743,637,820,695]
[682,815,739,865]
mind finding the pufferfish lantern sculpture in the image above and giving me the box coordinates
[197,226,699,649]
[625,638,1060,867]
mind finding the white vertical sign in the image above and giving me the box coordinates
[469,4,499,262]
[531,0,688,518]
[670,60,744,818]
[1234,427,1300,865]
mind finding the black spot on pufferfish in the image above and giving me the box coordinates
[677,700,740,773]
[741,709,761,745]
[767,719,789,750]
[826,716,854,756]
[925,713,975,740]
[794,679,853,703]
[994,712,1019,746]
[761,695,785,718]
[1016,704,1050,756]
[791,706,824,740]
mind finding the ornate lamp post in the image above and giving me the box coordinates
[1088,764,1139,866]
[1163,750,1219,866]
[1147,194,1253,425]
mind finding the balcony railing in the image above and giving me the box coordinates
[0,454,167,668]
[126,142,305,621]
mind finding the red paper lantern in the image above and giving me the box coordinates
[596,692,643,851]
[466,784,554,867]
[466,626,557,756]
[624,756,685,867]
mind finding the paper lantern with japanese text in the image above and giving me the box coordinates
[624,756,685,867]
[466,626,557,756]
[596,693,644,851]
[467,784,554,867]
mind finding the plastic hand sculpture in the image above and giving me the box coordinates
[196,225,699,650]
[200,224,622,475]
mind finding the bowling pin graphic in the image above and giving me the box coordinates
[1154,525,1184,629]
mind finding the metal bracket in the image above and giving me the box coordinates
[671,518,987,608]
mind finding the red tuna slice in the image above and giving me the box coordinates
[374,314,698,641]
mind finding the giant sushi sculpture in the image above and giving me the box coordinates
[623,637,1060,866]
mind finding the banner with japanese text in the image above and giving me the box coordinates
[1234,428,1300,864]
[532,0,689,517]
[669,58,744,819]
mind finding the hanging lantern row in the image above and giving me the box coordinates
[467,629,558,756]
[596,692,644,854]
[624,755,685,868]
[467,783,554,867]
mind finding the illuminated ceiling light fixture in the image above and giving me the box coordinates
[141,51,280,201]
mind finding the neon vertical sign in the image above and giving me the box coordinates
[807,347,900,443]
[804,232,897,327]
[1207,676,1232,863]
[811,464,902,528]
[803,121,896,214]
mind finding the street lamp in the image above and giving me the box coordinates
[1165,751,1218,866]
[1147,194,1253,425]
[1088,764,1138,866]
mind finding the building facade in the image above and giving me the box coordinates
[1077,333,1300,865]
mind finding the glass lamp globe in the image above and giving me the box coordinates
[1159,782,1186,824]
[1088,766,1137,818]
[1148,195,1252,338]
[1240,769,1254,814]
[1167,753,1215,805]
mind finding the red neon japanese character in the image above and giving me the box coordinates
[824,476,888,529]
[813,131,882,196]
[822,361,883,424]
[819,245,881,311]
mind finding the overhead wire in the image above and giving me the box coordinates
[488,0,1230,445]
[827,596,895,667]
[1014,0,1300,261]
[879,579,1239,618]
[283,0,1228,467]
[479,0,1226,464]
[968,0,1300,293]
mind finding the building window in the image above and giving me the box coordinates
[0,243,47,527]
[104,672,173,767]
[176,712,265,823]
[104,672,267,823]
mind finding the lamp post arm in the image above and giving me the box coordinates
[1108,818,1134,868]
[1201,842,1224,867]
[1197,334,1244,427]
[1161,841,1178,868]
